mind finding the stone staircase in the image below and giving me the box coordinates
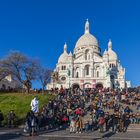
[83,101,140,132]
[127,124,140,132]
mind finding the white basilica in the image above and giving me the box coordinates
[47,20,131,89]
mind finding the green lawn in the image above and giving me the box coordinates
[0,92,55,125]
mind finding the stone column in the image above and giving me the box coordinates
[91,68,93,77]
[82,68,85,78]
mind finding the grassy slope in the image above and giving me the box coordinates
[0,93,55,125]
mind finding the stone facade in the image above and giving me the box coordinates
[47,20,131,89]
[0,75,21,90]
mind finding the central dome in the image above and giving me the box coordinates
[74,19,100,54]
[75,33,98,48]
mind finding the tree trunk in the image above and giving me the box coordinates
[42,85,45,95]
[24,84,31,94]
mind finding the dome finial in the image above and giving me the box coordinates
[108,39,112,50]
[64,42,67,53]
[85,19,90,34]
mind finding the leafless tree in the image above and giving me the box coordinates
[37,67,52,93]
[1,51,40,93]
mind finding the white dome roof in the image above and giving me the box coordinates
[107,40,117,60]
[103,49,108,56]
[58,52,69,63]
[75,33,98,48]
[58,43,69,63]
[75,19,98,48]
[108,49,117,60]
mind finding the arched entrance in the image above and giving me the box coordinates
[96,83,103,89]
[72,83,80,94]
[72,83,80,90]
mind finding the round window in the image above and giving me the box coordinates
[61,77,66,81]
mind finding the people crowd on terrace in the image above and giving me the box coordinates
[24,86,140,136]
[0,86,140,136]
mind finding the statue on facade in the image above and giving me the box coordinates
[106,66,110,77]
[52,71,59,82]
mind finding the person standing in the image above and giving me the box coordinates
[24,111,32,134]
[76,116,83,133]
[0,110,4,127]
[112,113,119,133]
[30,112,38,136]
[7,110,16,128]
[70,118,76,133]
[123,113,130,132]
[98,115,105,133]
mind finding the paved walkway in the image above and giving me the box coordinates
[0,125,140,140]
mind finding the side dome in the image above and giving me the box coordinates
[108,49,118,60]
[58,43,69,63]
[107,40,118,60]
[58,52,69,63]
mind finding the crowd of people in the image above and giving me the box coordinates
[24,86,140,136]
[0,86,139,136]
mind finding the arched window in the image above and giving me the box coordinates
[85,50,90,60]
[61,65,66,70]
[88,54,90,60]
[2,84,6,90]
[85,54,87,60]
[76,72,79,78]
[64,66,66,70]
[113,64,116,68]
[85,65,90,75]
[75,67,80,78]
[97,71,99,77]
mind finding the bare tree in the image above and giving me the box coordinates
[1,51,40,93]
[37,67,52,93]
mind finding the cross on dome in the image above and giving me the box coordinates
[108,39,112,50]
[64,42,67,53]
[85,19,90,34]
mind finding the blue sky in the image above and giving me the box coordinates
[0,0,140,87]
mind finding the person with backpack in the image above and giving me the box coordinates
[30,112,38,136]
[24,111,32,134]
